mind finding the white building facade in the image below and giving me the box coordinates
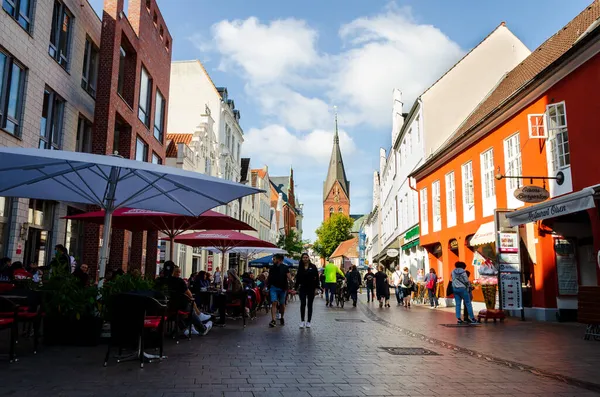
[374,23,531,275]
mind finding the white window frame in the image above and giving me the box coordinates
[546,101,570,172]
[420,188,428,235]
[461,161,475,223]
[527,114,547,138]
[445,171,456,228]
[480,148,496,217]
[138,66,152,127]
[432,180,441,232]
[504,132,523,209]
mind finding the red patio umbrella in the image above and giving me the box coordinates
[64,208,254,260]
[168,230,278,288]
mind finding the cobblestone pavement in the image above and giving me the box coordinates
[1,294,599,397]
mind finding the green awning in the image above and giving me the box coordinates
[402,238,420,251]
[404,225,420,241]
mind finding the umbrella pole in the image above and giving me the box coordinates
[169,237,175,262]
[98,208,114,280]
[220,249,227,290]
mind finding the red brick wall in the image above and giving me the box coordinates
[83,0,172,275]
[323,180,350,221]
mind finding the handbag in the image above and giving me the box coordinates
[446,281,454,297]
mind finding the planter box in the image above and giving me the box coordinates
[43,316,103,346]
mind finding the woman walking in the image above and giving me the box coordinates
[374,264,390,308]
[424,268,438,308]
[346,265,361,307]
[451,262,478,324]
[295,253,319,328]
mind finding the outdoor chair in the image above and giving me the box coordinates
[104,293,167,368]
[165,292,194,343]
[225,291,247,328]
[0,296,17,362]
[0,290,42,355]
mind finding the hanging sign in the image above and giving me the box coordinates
[514,185,550,203]
[387,249,399,258]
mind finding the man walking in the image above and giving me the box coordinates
[267,254,291,327]
[324,261,345,307]
[392,265,403,306]
[363,267,375,302]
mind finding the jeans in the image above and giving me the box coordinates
[299,289,315,322]
[454,287,474,320]
[428,288,438,307]
[325,283,336,304]
[366,285,374,301]
[394,287,403,304]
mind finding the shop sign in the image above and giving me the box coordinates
[404,225,420,242]
[387,249,399,258]
[500,273,522,310]
[207,255,213,272]
[514,185,550,203]
[498,232,518,253]
[449,239,458,250]
[498,253,520,272]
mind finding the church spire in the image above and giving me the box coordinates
[323,107,350,202]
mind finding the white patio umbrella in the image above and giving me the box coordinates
[0,148,262,278]
[202,246,287,273]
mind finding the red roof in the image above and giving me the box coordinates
[451,1,600,142]
[166,133,193,158]
[330,237,359,259]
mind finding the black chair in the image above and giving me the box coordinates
[104,293,167,368]
[165,292,193,343]
[0,289,42,355]
[0,296,17,362]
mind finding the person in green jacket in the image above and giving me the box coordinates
[324,261,345,307]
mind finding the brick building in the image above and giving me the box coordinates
[0,0,100,267]
[82,0,173,278]
[323,115,350,221]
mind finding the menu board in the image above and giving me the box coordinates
[554,238,578,296]
[499,232,519,253]
[500,272,522,310]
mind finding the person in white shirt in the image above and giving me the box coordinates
[391,266,403,306]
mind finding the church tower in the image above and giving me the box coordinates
[323,110,350,221]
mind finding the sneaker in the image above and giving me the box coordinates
[299,321,306,329]
[199,312,211,322]
[305,322,311,328]
[457,319,466,325]
[469,319,480,325]
[269,320,276,328]
[280,317,285,326]
[200,321,213,336]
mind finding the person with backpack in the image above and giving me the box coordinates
[363,267,375,302]
[424,268,438,308]
[400,267,414,308]
[346,265,361,307]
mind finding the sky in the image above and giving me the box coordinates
[91,0,591,241]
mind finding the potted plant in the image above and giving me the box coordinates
[42,268,102,346]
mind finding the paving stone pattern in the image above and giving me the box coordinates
[0,294,599,397]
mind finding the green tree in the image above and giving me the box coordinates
[314,213,354,260]
[277,229,304,259]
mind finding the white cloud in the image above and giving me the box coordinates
[242,125,356,167]
[331,5,463,126]
[211,17,320,85]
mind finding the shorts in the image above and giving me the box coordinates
[270,287,287,306]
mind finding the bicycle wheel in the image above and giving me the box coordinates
[340,296,344,308]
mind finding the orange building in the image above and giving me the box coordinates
[412,3,600,321]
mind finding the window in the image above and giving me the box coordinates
[420,188,428,235]
[152,11,157,27]
[159,25,164,39]
[528,114,547,138]
[151,152,161,164]
[432,180,441,232]
[76,116,92,153]
[39,88,65,150]
[117,47,126,96]
[462,161,474,223]
[81,37,99,97]
[0,51,25,136]
[3,0,32,31]
[135,137,148,162]
[546,102,570,171]
[154,89,165,142]
[480,148,496,217]
[165,39,170,52]
[49,1,72,70]
[138,66,152,126]
[145,0,150,11]
[445,171,456,228]
[504,133,522,190]
[338,207,343,213]
[329,207,333,215]
[481,149,495,199]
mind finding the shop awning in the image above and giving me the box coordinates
[506,185,600,227]
[402,238,420,251]
[469,222,495,247]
